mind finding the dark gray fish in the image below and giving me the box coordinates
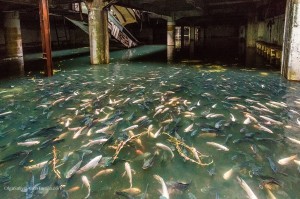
[40,163,49,180]
[0,150,32,164]
[167,181,191,191]
[142,153,157,170]
[266,157,278,173]
[115,191,135,199]
[0,175,11,184]
[25,175,41,199]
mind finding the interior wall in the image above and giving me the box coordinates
[0,14,88,55]
[247,14,285,47]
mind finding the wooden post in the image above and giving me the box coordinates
[39,0,53,77]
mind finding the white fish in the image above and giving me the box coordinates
[133,116,148,124]
[81,176,91,199]
[123,98,131,104]
[286,136,300,145]
[122,125,139,132]
[260,116,283,125]
[191,147,201,163]
[95,126,110,133]
[270,101,287,108]
[125,162,133,188]
[121,187,141,195]
[161,108,170,114]
[236,176,258,199]
[17,141,40,147]
[81,138,108,148]
[65,118,72,127]
[153,175,169,199]
[223,168,233,180]
[76,155,102,174]
[206,142,229,151]
[245,113,258,123]
[153,127,163,138]
[294,160,300,166]
[258,124,273,134]
[92,168,114,179]
[132,98,144,104]
[147,124,154,137]
[197,100,201,106]
[153,109,163,117]
[73,126,86,139]
[155,105,165,111]
[243,117,251,124]
[184,124,194,133]
[206,113,224,118]
[278,155,297,165]
[156,143,174,158]
[24,161,48,171]
[230,113,236,122]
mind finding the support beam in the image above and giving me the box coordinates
[167,18,175,46]
[87,0,109,64]
[4,11,23,59]
[3,11,24,75]
[190,26,195,41]
[246,16,257,48]
[281,0,300,81]
[39,0,53,77]
[181,26,184,48]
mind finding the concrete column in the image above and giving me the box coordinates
[3,11,24,75]
[246,17,258,48]
[4,11,23,59]
[180,26,185,48]
[281,0,300,80]
[167,18,175,46]
[88,0,109,64]
[190,26,195,41]
[167,46,175,62]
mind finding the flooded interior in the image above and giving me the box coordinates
[1,44,300,199]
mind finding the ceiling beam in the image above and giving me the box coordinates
[208,0,260,6]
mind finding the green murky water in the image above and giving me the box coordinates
[1,45,300,199]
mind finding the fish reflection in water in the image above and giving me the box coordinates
[0,46,300,199]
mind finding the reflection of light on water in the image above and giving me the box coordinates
[1,45,300,198]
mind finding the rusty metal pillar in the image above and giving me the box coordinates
[281,0,300,80]
[87,0,109,64]
[39,0,53,77]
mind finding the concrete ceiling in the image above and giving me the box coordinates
[116,0,264,16]
[0,0,283,20]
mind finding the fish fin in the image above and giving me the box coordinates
[121,171,126,177]
[131,169,136,175]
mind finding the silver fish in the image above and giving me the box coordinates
[76,155,102,174]
[81,176,91,199]
[65,159,82,179]
[153,175,169,199]
[236,176,258,199]
[156,143,174,159]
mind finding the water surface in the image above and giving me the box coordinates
[0,45,300,199]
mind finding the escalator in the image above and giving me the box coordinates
[64,4,139,48]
